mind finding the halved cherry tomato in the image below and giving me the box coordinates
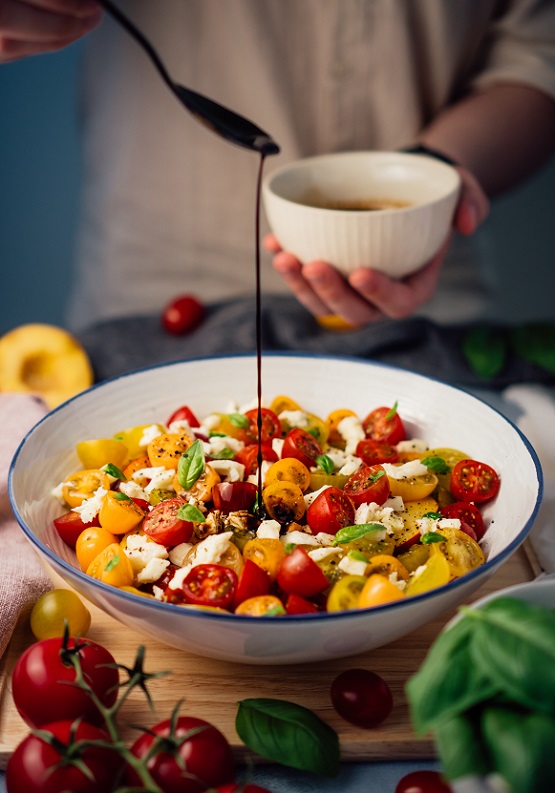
[262,481,306,523]
[76,526,119,571]
[76,438,128,470]
[234,558,271,607]
[281,427,322,469]
[440,501,485,539]
[98,490,145,534]
[269,395,301,414]
[243,538,286,580]
[356,439,399,466]
[61,469,111,508]
[265,457,311,492]
[326,408,357,446]
[359,574,405,608]
[387,471,438,501]
[429,527,485,578]
[285,593,320,615]
[185,539,244,577]
[243,407,282,445]
[114,424,162,464]
[364,554,410,582]
[362,405,406,445]
[143,497,194,547]
[277,547,329,598]
[166,404,200,427]
[147,432,192,469]
[181,563,238,610]
[175,463,221,502]
[450,459,500,504]
[122,454,151,485]
[327,575,367,611]
[306,486,355,535]
[213,481,258,513]
[53,511,100,549]
[404,552,451,596]
[86,543,134,587]
[235,594,285,616]
[235,444,278,475]
[344,464,390,507]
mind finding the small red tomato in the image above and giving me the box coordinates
[235,444,278,476]
[162,294,205,335]
[439,501,485,540]
[306,486,355,535]
[450,459,500,504]
[53,511,100,549]
[331,668,393,728]
[362,405,406,445]
[343,464,390,508]
[143,497,194,547]
[166,404,201,427]
[213,481,258,513]
[356,438,399,466]
[395,769,454,793]
[281,427,322,468]
[243,408,282,445]
[285,593,320,615]
[277,547,329,598]
[181,563,238,610]
[235,559,271,607]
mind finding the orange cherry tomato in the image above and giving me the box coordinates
[98,491,145,535]
[234,594,285,616]
[122,455,151,486]
[76,526,119,571]
[264,458,311,492]
[364,554,410,582]
[61,469,111,508]
[243,538,286,580]
[147,432,193,469]
[358,574,405,608]
[262,481,306,523]
[86,543,134,588]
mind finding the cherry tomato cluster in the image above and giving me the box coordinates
[51,396,500,617]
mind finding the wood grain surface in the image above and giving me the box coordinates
[0,546,536,769]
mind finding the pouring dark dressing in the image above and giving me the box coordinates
[254,154,269,518]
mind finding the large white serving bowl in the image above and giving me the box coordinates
[263,151,460,279]
[9,354,541,665]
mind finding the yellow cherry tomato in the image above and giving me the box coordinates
[76,526,119,571]
[326,408,357,446]
[397,542,430,573]
[364,554,410,582]
[174,462,221,502]
[30,589,91,639]
[358,574,405,608]
[387,471,438,501]
[309,471,350,491]
[147,432,193,469]
[243,538,286,580]
[264,458,311,492]
[391,497,438,550]
[61,469,111,508]
[327,575,368,612]
[404,552,451,597]
[262,481,306,523]
[86,543,134,588]
[98,490,145,534]
[184,539,244,577]
[113,424,164,464]
[76,438,128,470]
[235,594,285,616]
[269,395,301,414]
[424,447,470,492]
[122,454,152,485]
[429,527,485,579]
[317,315,357,331]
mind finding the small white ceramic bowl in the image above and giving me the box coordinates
[9,354,541,665]
[263,151,461,278]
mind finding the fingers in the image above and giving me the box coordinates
[272,251,331,318]
[263,233,282,253]
[0,0,101,62]
[453,166,490,235]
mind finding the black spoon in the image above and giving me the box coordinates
[96,0,280,156]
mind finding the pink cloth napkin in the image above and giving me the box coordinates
[0,393,52,659]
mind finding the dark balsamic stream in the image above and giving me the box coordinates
[255,154,267,517]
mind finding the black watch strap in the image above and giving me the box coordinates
[402,144,459,167]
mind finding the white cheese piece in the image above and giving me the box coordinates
[336,415,365,455]
[72,487,107,523]
[124,533,169,574]
[168,531,233,590]
[338,457,362,476]
[315,532,337,546]
[139,424,164,447]
[247,459,273,486]
[325,449,349,469]
[136,557,170,584]
[338,554,368,576]
[152,584,165,601]
[119,481,150,501]
[354,502,404,534]
[280,531,322,547]
[168,542,194,567]
[308,547,343,563]
[278,410,309,428]
[271,437,284,457]
[256,520,281,540]
[199,413,221,435]
[381,459,429,480]
[304,484,331,509]
[209,459,245,482]
[203,435,244,457]
[143,468,176,495]
[383,496,405,512]
[167,420,196,440]
[396,438,429,454]
[418,516,460,534]
[389,571,407,591]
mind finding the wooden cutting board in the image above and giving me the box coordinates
[0,544,538,769]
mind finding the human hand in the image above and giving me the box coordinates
[0,0,102,63]
[265,164,489,327]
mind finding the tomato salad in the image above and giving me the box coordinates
[51,396,500,616]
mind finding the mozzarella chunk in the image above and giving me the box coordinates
[280,531,322,547]
[167,420,196,440]
[396,438,428,454]
[271,437,284,457]
[418,516,461,534]
[168,542,194,566]
[51,482,66,504]
[304,484,331,509]
[308,547,343,563]
[381,460,429,480]
[209,459,245,482]
[124,533,169,575]
[315,532,337,546]
[119,480,150,501]
[139,424,164,447]
[136,557,170,584]
[256,520,281,540]
[72,487,107,523]
[279,410,309,428]
[354,501,404,534]
[168,531,233,590]
[337,415,365,455]
[338,457,362,476]
[203,435,244,457]
[338,554,368,576]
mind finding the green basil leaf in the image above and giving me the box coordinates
[209,432,227,438]
[421,532,446,544]
[104,555,121,572]
[333,523,386,546]
[385,401,398,421]
[348,550,369,562]
[307,427,321,439]
[228,412,249,429]
[236,698,340,777]
[423,511,443,520]
[369,470,386,483]
[511,322,555,374]
[177,439,205,490]
[316,454,334,475]
[284,543,296,554]
[113,491,132,501]
[462,325,507,380]
[103,463,127,481]
[211,447,235,460]
[434,712,491,782]
[481,705,555,793]
[467,598,555,714]
[265,605,286,616]
[421,456,449,475]
[406,616,499,736]
[177,504,205,523]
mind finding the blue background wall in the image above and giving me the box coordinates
[1,43,555,335]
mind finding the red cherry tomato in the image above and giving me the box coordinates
[235,444,279,475]
[143,497,194,547]
[356,438,399,466]
[281,427,322,469]
[330,668,393,728]
[11,637,118,728]
[450,459,500,504]
[181,563,238,610]
[166,404,201,427]
[129,715,235,793]
[6,720,122,793]
[162,294,205,336]
[52,511,101,549]
[395,770,454,793]
[213,481,258,513]
[362,405,406,445]
[440,501,485,540]
[243,407,282,445]
[285,593,320,614]
[277,547,329,598]
[306,486,355,535]
[344,464,390,508]
[130,496,151,511]
[235,558,271,607]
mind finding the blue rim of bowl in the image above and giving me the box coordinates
[8,351,543,625]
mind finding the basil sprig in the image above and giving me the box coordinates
[103,463,127,481]
[177,440,205,490]
[407,597,555,792]
[333,522,386,545]
[228,412,249,429]
[236,698,340,777]
[177,504,205,523]
[316,454,334,474]
[421,456,449,475]
[421,532,446,544]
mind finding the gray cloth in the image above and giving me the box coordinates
[78,295,554,389]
